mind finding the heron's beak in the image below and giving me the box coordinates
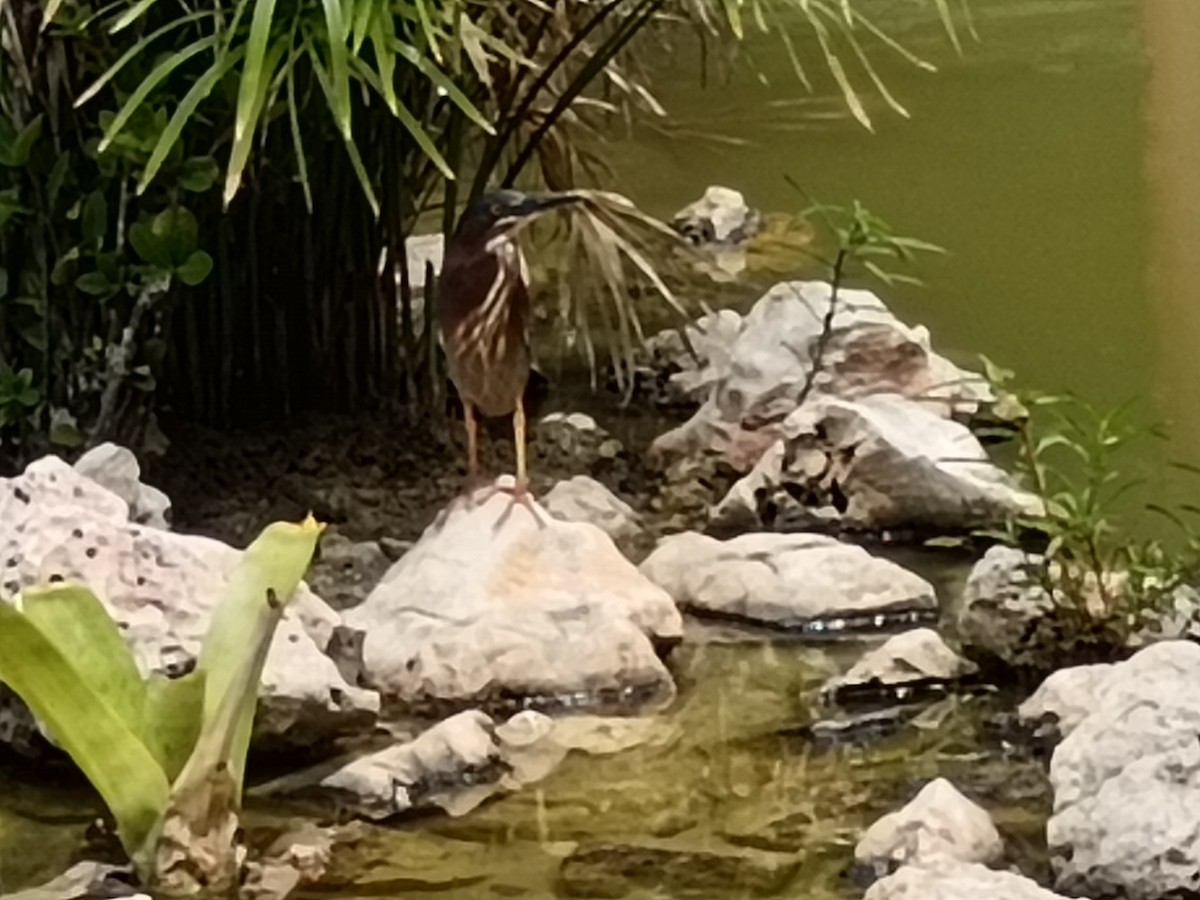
[501,192,581,226]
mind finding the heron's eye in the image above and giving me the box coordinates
[490,203,503,217]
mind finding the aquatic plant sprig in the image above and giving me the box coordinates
[978,359,1200,638]
[785,186,947,406]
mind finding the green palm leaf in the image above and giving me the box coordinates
[99,36,219,153]
[321,0,353,139]
[76,11,212,108]
[225,39,286,207]
[235,0,280,147]
[140,46,248,194]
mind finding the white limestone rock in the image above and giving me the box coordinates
[649,281,993,472]
[255,710,564,819]
[344,483,682,711]
[1043,641,1200,899]
[856,778,1004,877]
[0,456,378,750]
[641,308,745,406]
[957,546,1056,668]
[864,861,1071,900]
[672,185,762,246]
[1018,662,1115,736]
[542,476,643,547]
[640,531,935,628]
[824,629,977,696]
[73,442,171,529]
[712,394,1040,534]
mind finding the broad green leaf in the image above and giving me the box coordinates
[21,585,147,741]
[153,207,199,266]
[159,604,278,886]
[177,250,214,286]
[143,672,205,781]
[47,152,70,209]
[77,12,211,108]
[0,599,170,859]
[178,157,219,193]
[129,221,171,268]
[322,0,352,139]
[140,47,246,194]
[0,189,27,227]
[0,115,44,167]
[100,37,219,153]
[76,271,115,296]
[195,516,323,791]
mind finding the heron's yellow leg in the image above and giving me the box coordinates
[514,397,528,497]
[464,400,480,490]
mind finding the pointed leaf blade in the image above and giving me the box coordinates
[0,596,170,860]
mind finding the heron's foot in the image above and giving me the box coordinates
[500,479,547,520]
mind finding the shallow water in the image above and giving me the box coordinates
[0,1,1183,896]
[281,630,1049,900]
[1,619,1049,899]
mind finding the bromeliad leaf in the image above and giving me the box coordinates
[143,672,206,782]
[20,584,148,740]
[195,514,323,792]
[0,591,171,859]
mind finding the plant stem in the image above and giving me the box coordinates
[795,246,848,408]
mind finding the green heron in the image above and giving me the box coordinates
[438,189,576,497]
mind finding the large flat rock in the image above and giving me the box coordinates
[345,486,682,713]
[640,531,935,629]
[713,394,1039,535]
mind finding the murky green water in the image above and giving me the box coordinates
[614,0,1146,404]
[612,0,1200,510]
[1,2,1187,896]
[285,633,1048,900]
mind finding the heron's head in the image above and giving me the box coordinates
[457,189,578,243]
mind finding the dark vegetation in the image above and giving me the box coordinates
[0,0,974,468]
